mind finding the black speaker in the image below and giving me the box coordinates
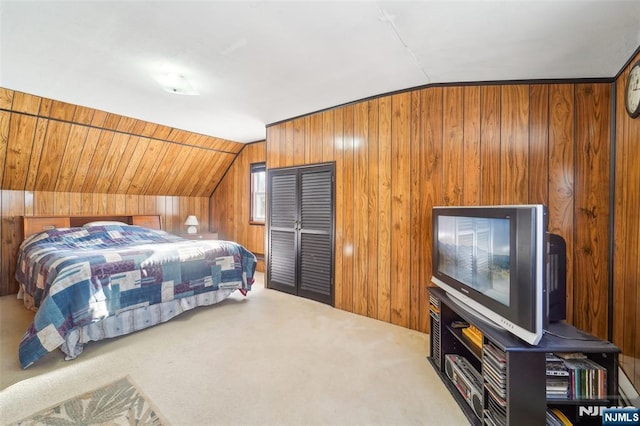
[547,233,567,322]
[445,356,454,381]
[429,295,442,368]
[471,392,483,419]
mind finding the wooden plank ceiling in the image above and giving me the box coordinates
[0,88,245,197]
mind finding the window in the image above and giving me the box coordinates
[250,163,266,223]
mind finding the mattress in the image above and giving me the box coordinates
[15,224,257,368]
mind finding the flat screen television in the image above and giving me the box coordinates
[431,204,566,345]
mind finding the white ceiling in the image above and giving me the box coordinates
[2,1,639,143]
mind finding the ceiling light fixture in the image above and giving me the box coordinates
[155,72,199,95]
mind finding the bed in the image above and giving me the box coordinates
[15,215,257,368]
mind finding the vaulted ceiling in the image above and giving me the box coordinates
[0,88,244,197]
[2,1,639,143]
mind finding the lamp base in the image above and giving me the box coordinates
[187,226,197,234]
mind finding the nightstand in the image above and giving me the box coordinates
[180,232,219,240]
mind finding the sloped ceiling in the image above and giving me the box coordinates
[2,1,639,143]
[0,88,244,197]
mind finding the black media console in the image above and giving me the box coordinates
[428,286,620,426]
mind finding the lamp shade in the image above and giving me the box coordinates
[184,215,199,234]
[184,215,199,226]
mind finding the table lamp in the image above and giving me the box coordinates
[184,215,199,234]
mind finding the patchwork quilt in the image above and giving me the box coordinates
[15,225,256,368]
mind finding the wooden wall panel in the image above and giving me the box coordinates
[500,85,530,204]
[548,84,576,323]
[0,111,10,186]
[292,118,305,166]
[113,137,148,193]
[0,189,210,295]
[209,141,266,269]
[333,108,345,310]
[354,101,368,317]
[390,93,411,327]
[529,85,550,204]
[366,99,379,320]
[463,86,481,205]
[1,190,25,297]
[284,121,294,168]
[0,88,14,109]
[409,91,422,330]
[12,92,41,115]
[56,125,89,192]
[442,87,464,206]
[196,153,237,197]
[24,119,48,191]
[574,83,610,339]
[72,105,95,125]
[68,128,101,193]
[50,100,77,121]
[342,106,355,312]
[306,114,323,164]
[480,86,501,205]
[105,134,140,193]
[422,87,444,332]
[130,140,169,195]
[158,146,197,195]
[0,87,246,295]
[3,114,37,190]
[613,51,640,393]
[81,130,116,192]
[35,121,72,191]
[265,80,613,338]
[0,87,245,197]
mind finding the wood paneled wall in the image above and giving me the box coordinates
[0,190,209,295]
[266,82,612,338]
[0,88,243,197]
[613,51,640,393]
[210,142,266,262]
[0,87,245,296]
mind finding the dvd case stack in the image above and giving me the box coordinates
[546,353,607,400]
[482,342,507,426]
[546,354,570,399]
[563,357,607,400]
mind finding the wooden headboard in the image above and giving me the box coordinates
[22,215,162,239]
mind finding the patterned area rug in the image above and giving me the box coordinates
[11,376,169,425]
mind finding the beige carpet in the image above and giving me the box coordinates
[0,273,468,425]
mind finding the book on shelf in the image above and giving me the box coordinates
[462,324,482,349]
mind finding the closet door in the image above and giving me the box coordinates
[267,171,298,295]
[298,166,333,304]
[267,163,334,305]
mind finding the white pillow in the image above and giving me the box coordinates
[83,221,129,227]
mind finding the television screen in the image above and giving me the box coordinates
[431,205,552,345]
[436,216,510,306]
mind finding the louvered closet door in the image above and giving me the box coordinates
[267,163,334,305]
[268,172,298,295]
[298,167,333,304]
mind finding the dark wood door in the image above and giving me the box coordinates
[267,171,298,295]
[267,163,334,305]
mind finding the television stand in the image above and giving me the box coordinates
[428,286,620,426]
